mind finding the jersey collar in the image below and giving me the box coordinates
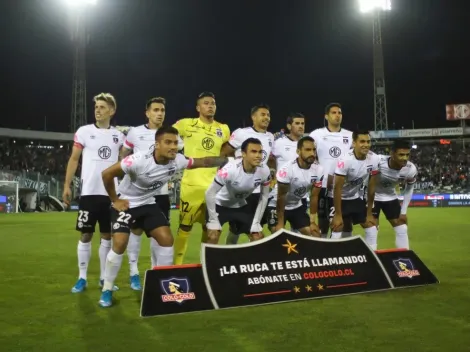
[296,158,310,170]
[251,126,266,134]
[326,126,342,133]
[94,123,111,130]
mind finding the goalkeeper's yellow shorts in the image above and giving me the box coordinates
[178,185,207,226]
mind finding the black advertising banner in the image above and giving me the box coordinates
[201,230,394,310]
[375,250,439,288]
[140,231,439,317]
[140,264,214,317]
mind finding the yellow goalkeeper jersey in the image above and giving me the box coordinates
[173,117,230,187]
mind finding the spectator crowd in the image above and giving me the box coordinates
[0,136,469,193]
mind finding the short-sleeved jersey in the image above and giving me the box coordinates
[375,155,417,201]
[268,159,324,210]
[268,136,299,203]
[309,127,353,188]
[272,136,298,169]
[333,150,380,200]
[173,118,230,187]
[123,124,184,195]
[73,124,124,197]
[123,124,184,153]
[213,159,271,208]
[118,152,192,208]
[228,127,274,166]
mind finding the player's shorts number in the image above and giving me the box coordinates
[78,210,89,222]
[329,206,335,219]
[117,212,132,224]
[181,200,189,213]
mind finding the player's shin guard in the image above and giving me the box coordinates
[173,228,190,265]
[99,239,111,281]
[225,231,240,245]
[150,239,160,268]
[127,232,141,276]
[156,246,173,266]
[364,226,378,250]
[394,224,409,249]
[103,249,123,292]
[77,241,91,280]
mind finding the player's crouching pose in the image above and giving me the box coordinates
[267,136,324,236]
[205,138,271,244]
[98,126,229,308]
[373,140,417,249]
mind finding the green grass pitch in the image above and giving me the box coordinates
[1,208,470,352]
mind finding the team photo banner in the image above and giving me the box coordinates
[140,230,439,317]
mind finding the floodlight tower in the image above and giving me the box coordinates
[66,0,96,132]
[359,0,391,131]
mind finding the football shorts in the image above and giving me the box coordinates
[111,203,170,236]
[75,195,111,233]
[179,185,207,226]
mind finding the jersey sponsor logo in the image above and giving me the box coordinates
[98,146,112,159]
[202,137,215,150]
[160,277,196,304]
[329,146,342,158]
[216,128,223,138]
[349,178,364,186]
[112,135,119,144]
[293,186,307,197]
[392,258,420,279]
[337,161,345,169]
[254,178,262,188]
[277,169,287,178]
[149,181,164,190]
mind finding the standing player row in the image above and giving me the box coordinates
[62,92,417,308]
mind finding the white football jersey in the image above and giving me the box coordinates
[332,150,380,200]
[375,155,417,202]
[118,152,192,208]
[122,124,184,195]
[229,127,274,165]
[228,127,274,194]
[268,159,324,210]
[214,159,271,208]
[272,136,298,168]
[309,127,353,188]
[73,124,124,197]
[268,136,300,203]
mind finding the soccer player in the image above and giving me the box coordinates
[267,136,324,236]
[63,93,124,293]
[373,140,417,249]
[172,92,231,264]
[266,113,307,230]
[310,103,353,238]
[329,130,380,249]
[220,104,275,244]
[205,138,271,243]
[119,97,183,290]
[98,126,229,307]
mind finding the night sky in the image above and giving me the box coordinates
[1,0,469,133]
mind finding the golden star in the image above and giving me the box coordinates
[305,285,312,292]
[293,286,301,293]
[317,284,324,291]
[282,239,298,254]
